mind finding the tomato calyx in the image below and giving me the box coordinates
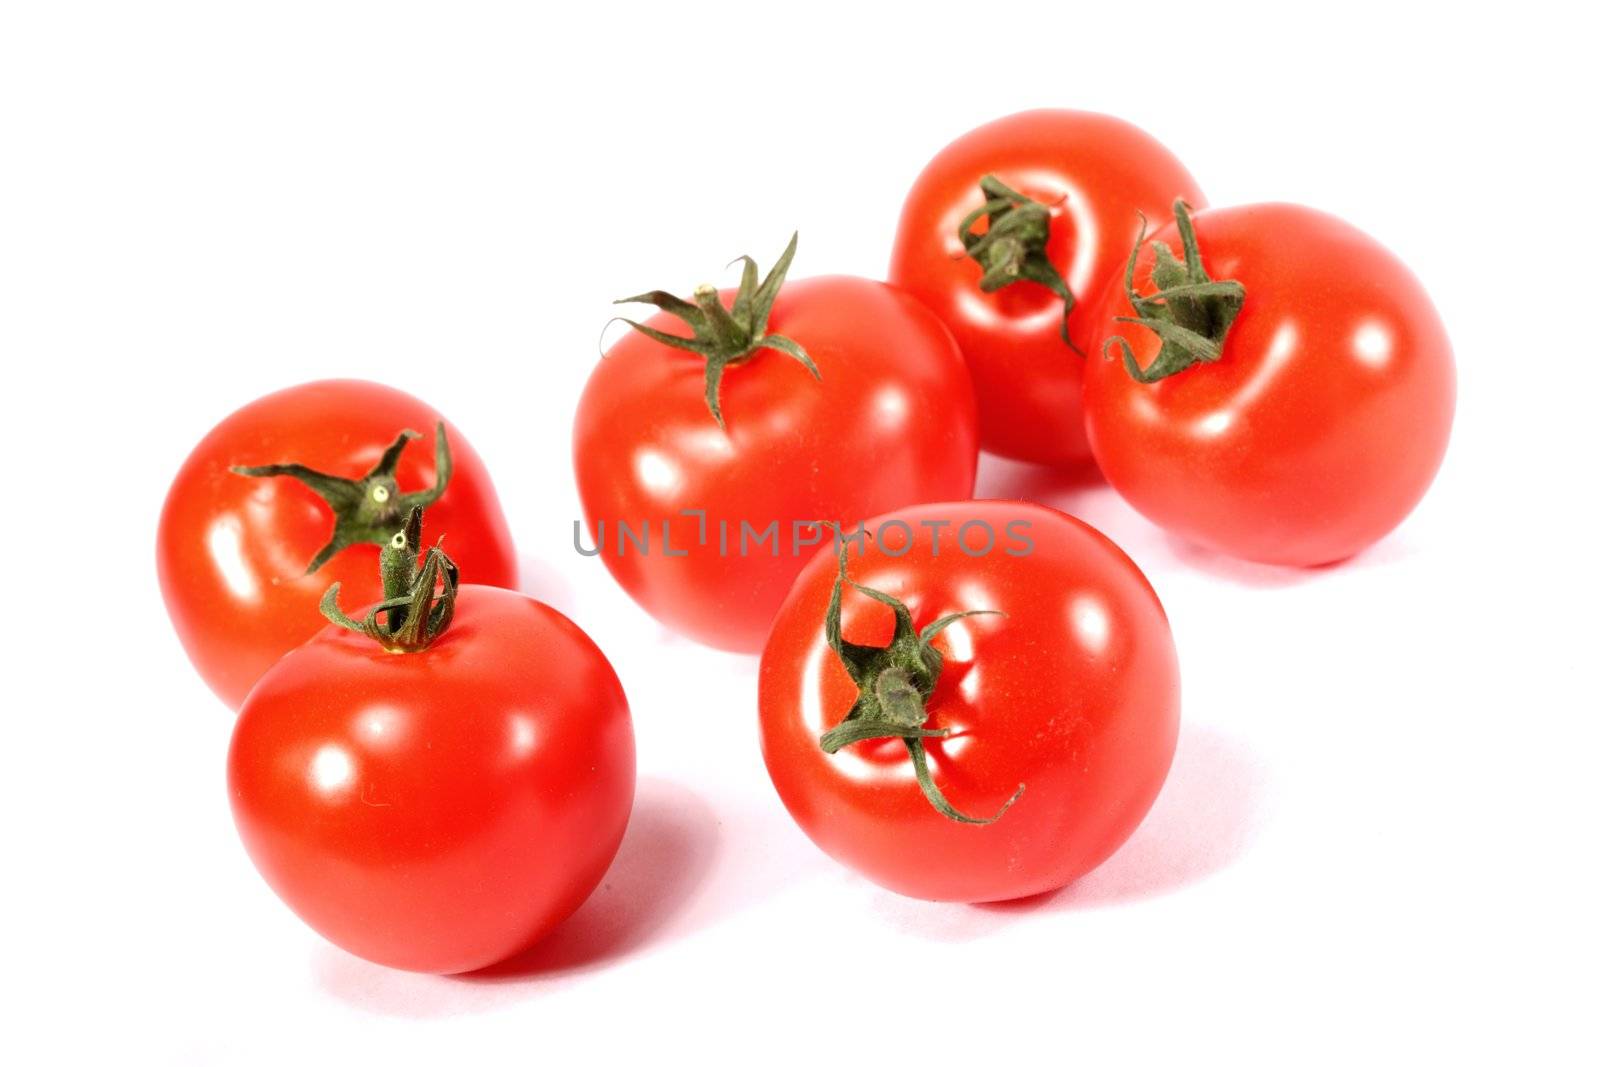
[1104,199,1246,383]
[232,422,453,574]
[957,175,1082,352]
[321,506,459,652]
[612,233,819,428]
[818,540,1024,825]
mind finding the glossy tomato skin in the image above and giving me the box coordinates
[759,501,1180,902]
[1082,204,1456,566]
[574,275,978,653]
[158,380,517,708]
[890,110,1204,466]
[229,585,635,974]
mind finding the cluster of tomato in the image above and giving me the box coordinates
[158,110,1454,975]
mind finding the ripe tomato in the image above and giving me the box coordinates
[1082,202,1456,566]
[574,237,977,653]
[229,512,634,974]
[889,110,1204,466]
[759,501,1180,902]
[158,379,517,708]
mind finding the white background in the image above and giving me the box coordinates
[4,2,1596,1062]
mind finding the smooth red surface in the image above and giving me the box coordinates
[890,110,1204,466]
[229,585,635,974]
[574,275,978,652]
[158,379,518,708]
[759,501,1181,902]
[1082,203,1456,566]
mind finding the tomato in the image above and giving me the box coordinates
[889,110,1204,466]
[158,379,517,708]
[574,236,978,652]
[229,511,634,974]
[759,501,1180,902]
[1082,202,1456,566]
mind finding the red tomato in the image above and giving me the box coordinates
[574,238,977,652]
[229,556,634,974]
[158,379,517,708]
[890,110,1204,466]
[759,501,1180,902]
[1082,202,1456,566]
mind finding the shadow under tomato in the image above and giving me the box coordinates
[311,776,718,1015]
[973,452,1160,557]
[1160,526,1427,588]
[1159,533,1328,589]
[976,451,1407,591]
[973,451,1108,507]
[869,723,1269,939]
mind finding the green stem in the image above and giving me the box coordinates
[232,422,452,574]
[321,506,458,652]
[611,234,820,427]
[819,533,1022,825]
[1103,200,1247,383]
[957,175,1081,352]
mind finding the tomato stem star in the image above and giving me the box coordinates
[610,234,819,428]
[818,535,1022,825]
[321,506,459,652]
[232,422,452,574]
[1104,199,1247,383]
[957,175,1082,353]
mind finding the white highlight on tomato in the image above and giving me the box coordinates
[1235,320,1300,410]
[797,638,830,736]
[951,284,1064,335]
[680,426,737,463]
[939,734,974,759]
[1353,320,1394,368]
[206,516,258,601]
[309,744,354,794]
[874,385,910,428]
[1197,410,1234,437]
[634,449,680,494]
[508,714,537,756]
[1071,594,1111,656]
[356,706,404,750]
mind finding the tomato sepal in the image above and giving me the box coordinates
[611,233,819,427]
[818,538,1023,825]
[957,175,1081,352]
[321,506,459,652]
[230,421,453,574]
[1104,200,1246,383]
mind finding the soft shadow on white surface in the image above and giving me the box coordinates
[1162,527,1423,585]
[974,452,1108,508]
[977,451,1411,590]
[1027,723,1268,908]
[312,776,718,1015]
[870,723,1269,940]
[1159,533,1327,589]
